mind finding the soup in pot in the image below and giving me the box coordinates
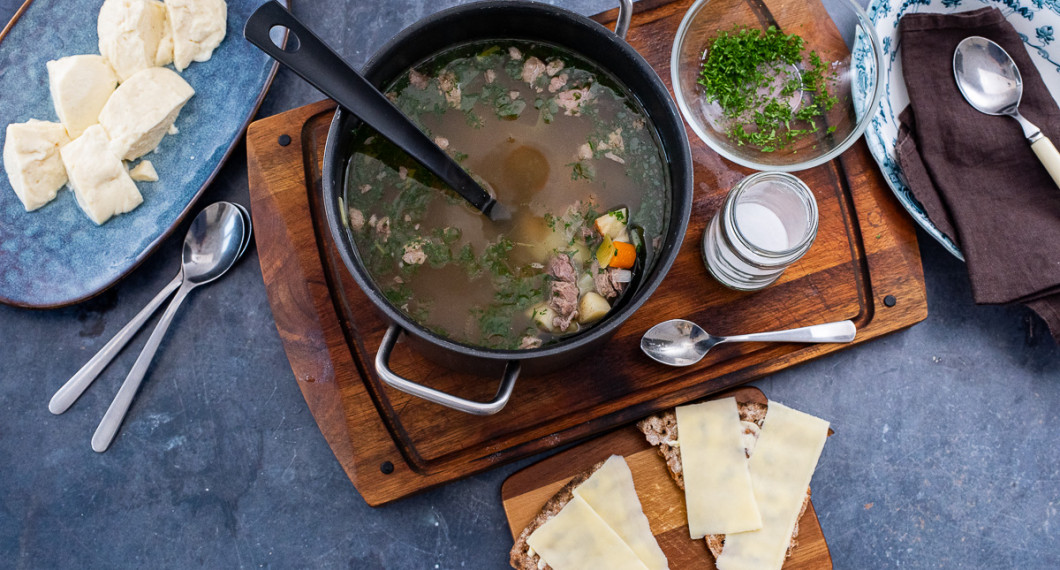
[342,40,669,350]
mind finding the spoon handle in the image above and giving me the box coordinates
[48,272,182,415]
[91,283,193,453]
[721,320,856,345]
[1030,136,1060,190]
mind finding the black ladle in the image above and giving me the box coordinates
[244,1,510,221]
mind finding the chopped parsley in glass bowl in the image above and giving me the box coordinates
[670,0,883,171]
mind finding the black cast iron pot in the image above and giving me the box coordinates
[246,0,692,415]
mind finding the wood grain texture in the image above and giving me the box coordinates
[245,0,926,506]
[501,387,832,569]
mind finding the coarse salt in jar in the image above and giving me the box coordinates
[702,172,818,291]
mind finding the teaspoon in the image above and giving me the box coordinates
[953,36,1060,188]
[640,319,857,367]
[91,202,246,452]
[48,202,252,415]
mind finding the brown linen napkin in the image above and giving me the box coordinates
[897,7,1060,343]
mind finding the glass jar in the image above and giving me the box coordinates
[702,172,819,291]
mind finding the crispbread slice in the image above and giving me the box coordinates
[635,401,809,561]
[509,460,605,570]
[637,402,768,489]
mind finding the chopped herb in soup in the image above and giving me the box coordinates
[343,40,669,350]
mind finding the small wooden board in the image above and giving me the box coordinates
[246,0,926,506]
[501,386,831,569]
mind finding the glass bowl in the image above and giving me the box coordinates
[670,0,884,171]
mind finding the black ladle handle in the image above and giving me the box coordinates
[244,1,507,220]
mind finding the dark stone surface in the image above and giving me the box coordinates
[2,1,1058,568]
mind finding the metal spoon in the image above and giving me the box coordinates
[91,202,246,452]
[640,319,857,367]
[953,36,1060,188]
[48,202,252,415]
[243,1,509,221]
[232,202,254,259]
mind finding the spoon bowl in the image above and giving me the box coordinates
[954,37,1026,122]
[232,202,254,260]
[181,202,245,283]
[954,36,1060,188]
[641,319,856,367]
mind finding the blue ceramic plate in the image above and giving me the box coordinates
[854,0,1060,261]
[0,0,282,307]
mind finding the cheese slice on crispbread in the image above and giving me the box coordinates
[677,398,762,537]
[510,455,667,570]
[715,402,829,569]
[636,400,817,562]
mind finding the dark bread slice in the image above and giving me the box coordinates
[509,460,606,570]
[635,401,809,560]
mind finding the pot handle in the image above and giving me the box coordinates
[375,325,519,416]
[614,0,633,40]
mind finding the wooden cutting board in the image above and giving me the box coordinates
[502,386,831,569]
[246,0,927,506]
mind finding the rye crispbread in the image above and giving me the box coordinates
[508,460,606,570]
[635,401,810,560]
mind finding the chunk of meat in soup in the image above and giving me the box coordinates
[519,335,543,350]
[556,87,592,115]
[546,254,578,283]
[549,281,579,331]
[522,56,546,85]
[592,259,626,299]
[548,73,568,93]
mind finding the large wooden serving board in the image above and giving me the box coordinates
[246,0,927,506]
[501,386,832,569]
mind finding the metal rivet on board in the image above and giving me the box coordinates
[380,461,395,475]
[884,295,897,307]
[278,134,291,147]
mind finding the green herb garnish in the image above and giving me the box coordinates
[568,160,595,182]
[698,26,837,152]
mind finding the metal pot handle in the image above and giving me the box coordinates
[614,0,633,40]
[374,325,519,415]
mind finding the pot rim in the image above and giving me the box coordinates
[321,0,693,362]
